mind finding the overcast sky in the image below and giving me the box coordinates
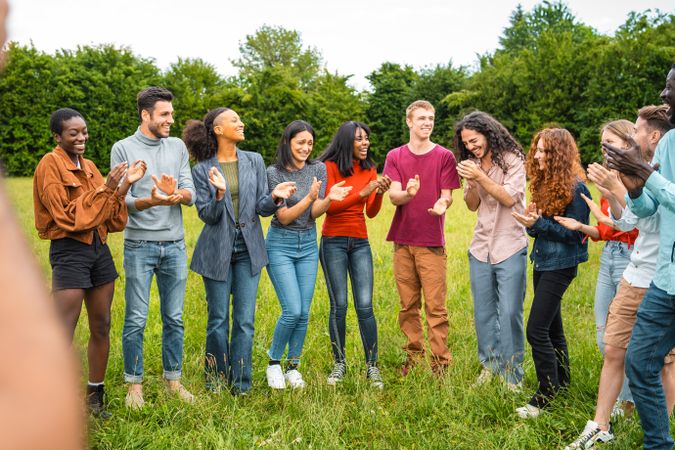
[5,0,674,90]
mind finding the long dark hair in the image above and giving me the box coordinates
[318,121,375,177]
[453,111,524,173]
[182,107,231,161]
[274,120,317,170]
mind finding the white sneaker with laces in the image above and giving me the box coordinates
[515,404,542,419]
[564,420,614,449]
[284,369,306,389]
[266,364,286,389]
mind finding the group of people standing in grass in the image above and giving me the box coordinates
[32,63,675,449]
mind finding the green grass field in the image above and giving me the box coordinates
[5,177,653,449]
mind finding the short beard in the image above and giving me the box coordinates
[148,122,169,139]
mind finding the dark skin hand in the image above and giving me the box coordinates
[603,137,658,199]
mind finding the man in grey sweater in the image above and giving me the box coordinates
[110,87,196,409]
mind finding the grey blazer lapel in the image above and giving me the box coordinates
[237,149,253,221]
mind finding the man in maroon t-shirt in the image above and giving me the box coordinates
[383,100,460,375]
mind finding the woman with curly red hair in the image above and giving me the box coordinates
[512,128,591,418]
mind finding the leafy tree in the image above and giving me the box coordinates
[412,63,468,148]
[365,63,418,164]
[52,45,161,169]
[162,57,228,135]
[230,25,363,163]
[307,71,366,152]
[0,43,57,175]
[232,25,322,88]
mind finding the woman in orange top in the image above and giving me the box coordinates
[33,108,145,418]
[317,121,391,388]
[556,119,638,413]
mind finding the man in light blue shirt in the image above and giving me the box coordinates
[604,64,675,450]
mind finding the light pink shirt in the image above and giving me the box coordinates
[465,151,527,264]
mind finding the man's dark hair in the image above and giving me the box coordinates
[137,86,173,122]
[50,108,84,135]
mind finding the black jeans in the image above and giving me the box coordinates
[319,236,378,366]
[526,267,577,409]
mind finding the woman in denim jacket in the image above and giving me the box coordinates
[183,108,296,394]
[512,128,590,418]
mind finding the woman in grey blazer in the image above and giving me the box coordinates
[183,107,296,394]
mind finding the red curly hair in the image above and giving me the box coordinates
[527,128,586,217]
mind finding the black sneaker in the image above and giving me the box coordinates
[87,384,112,419]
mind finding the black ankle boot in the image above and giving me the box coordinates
[87,384,112,419]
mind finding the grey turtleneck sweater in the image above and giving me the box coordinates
[110,128,195,241]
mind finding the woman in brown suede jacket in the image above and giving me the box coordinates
[33,107,145,418]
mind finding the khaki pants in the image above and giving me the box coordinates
[393,244,451,366]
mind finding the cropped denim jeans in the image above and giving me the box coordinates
[122,239,188,383]
[319,236,378,366]
[266,226,319,364]
[469,247,526,385]
[594,240,632,402]
[203,229,260,394]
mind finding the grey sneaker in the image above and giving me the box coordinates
[367,365,384,389]
[327,362,346,386]
[564,420,614,449]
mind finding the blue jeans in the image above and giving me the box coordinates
[122,239,188,383]
[266,226,319,364]
[319,236,378,366]
[203,230,260,393]
[595,240,632,402]
[469,247,527,384]
[625,283,675,450]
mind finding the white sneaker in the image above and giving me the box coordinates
[266,365,286,389]
[515,404,542,419]
[472,367,493,387]
[284,369,306,389]
[564,420,614,449]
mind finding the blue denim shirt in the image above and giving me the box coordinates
[627,129,675,295]
[527,181,591,271]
